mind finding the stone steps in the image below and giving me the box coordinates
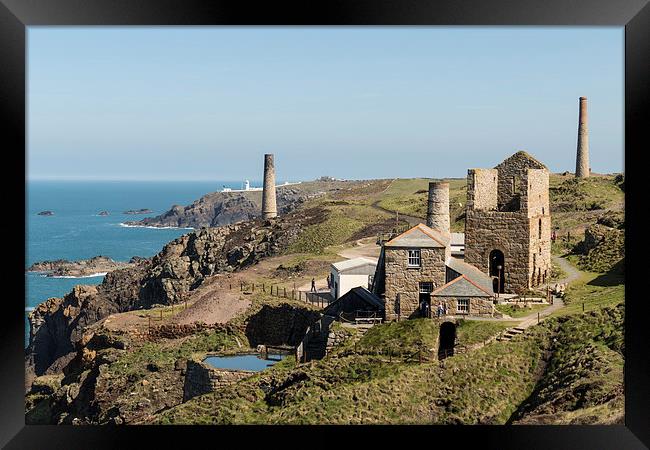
[496,327,526,342]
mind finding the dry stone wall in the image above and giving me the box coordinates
[183,359,253,401]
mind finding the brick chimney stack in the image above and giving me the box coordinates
[575,97,590,178]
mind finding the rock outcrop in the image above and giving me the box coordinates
[123,209,153,215]
[124,180,354,229]
[26,208,327,378]
[27,256,134,278]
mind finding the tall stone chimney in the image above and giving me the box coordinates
[426,181,450,235]
[262,154,277,219]
[575,96,590,178]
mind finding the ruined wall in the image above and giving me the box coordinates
[183,359,253,402]
[524,169,552,287]
[465,162,551,294]
[384,247,448,321]
[495,151,547,210]
[244,303,321,347]
[467,169,498,211]
[464,210,530,293]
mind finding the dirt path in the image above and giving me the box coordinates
[172,276,251,325]
[553,255,582,285]
[336,237,381,260]
[370,200,422,226]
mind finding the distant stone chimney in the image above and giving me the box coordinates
[426,181,450,235]
[575,97,590,178]
[262,154,277,219]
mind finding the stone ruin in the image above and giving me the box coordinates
[464,151,552,294]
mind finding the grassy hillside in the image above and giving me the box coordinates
[510,304,624,424]
[361,174,624,239]
[153,319,549,425]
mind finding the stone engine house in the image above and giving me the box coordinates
[464,151,551,294]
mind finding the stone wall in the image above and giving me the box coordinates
[145,322,243,341]
[433,296,495,316]
[495,151,547,211]
[384,247,448,320]
[244,303,321,347]
[465,209,530,293]
[465,154,551,294]
[467,169,498,211]
[183,359,253,402]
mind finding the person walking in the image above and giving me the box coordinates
[310,278,317,292]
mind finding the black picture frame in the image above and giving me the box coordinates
[1,0,648,448]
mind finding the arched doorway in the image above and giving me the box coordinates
[438,322,457,360]
[489,250,505,294]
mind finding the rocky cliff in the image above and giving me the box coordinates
[124,181,353,228]
[26,207,327,380]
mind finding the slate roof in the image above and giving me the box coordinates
[332,257,378,273]
[446,257,494,294]
[450,232,465,246]
[323,286,385,317]
[431,275,494,297]
[384,223,450,248]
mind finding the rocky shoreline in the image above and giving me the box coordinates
[123,180,356,229]
[25,208,327,383]
[27,256,137,278]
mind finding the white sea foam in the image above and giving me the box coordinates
[25,306,35,312]
[119,223,194,230]
[49,272,108,279]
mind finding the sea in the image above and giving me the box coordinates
[25,180,252,348]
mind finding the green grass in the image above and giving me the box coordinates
[106,328,248,379]
[153,330,548,425]
[551,269,624,318]
[456,319,519,345]
[377,178,467,232]
[149,301,625,425]
[549,174,624,212]
[287,204,388,254]
[354,318,439,357]
[510,304,624,424]
[495,303,548,319]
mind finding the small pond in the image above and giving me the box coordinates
[203,353,288,372]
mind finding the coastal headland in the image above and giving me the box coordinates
[24,173,624,425]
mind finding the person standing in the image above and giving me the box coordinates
[310,278,317,292]
[326,274,331,289]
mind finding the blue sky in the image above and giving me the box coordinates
[27,27,623,181]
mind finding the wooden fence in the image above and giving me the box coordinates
[235,281,331,308]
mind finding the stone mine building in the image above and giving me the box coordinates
[373,150,551,321]
[464,151,551,295]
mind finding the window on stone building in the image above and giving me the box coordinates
[457,298,469,313]
[419,282,433,293]
[538,218,542,239]
[408,249,421,267]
